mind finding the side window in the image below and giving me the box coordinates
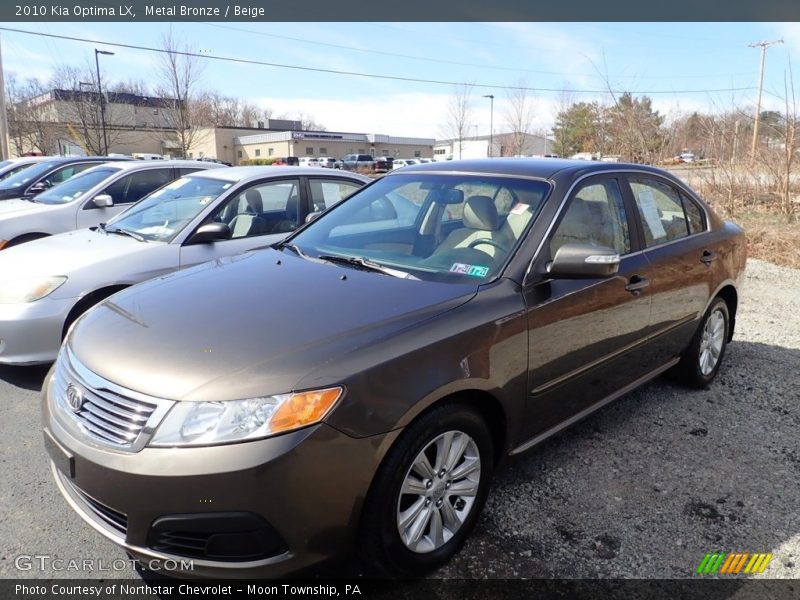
[628,177,690,246]
[178,168,204,176]
[682,193,706,234]
[550,179,630,257]
[125,168,174,204]
[47,163,93,185]
[308,178,363,211]
[208,178,301,239]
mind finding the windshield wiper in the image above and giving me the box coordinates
[105,226,146,242]
[276,241,309,258]
[317,254,417,279]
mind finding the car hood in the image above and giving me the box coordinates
[0,198,60,222]
[0,228,153,281]
[69,249,478,402]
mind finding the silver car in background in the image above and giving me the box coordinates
[0,160,222,250]
[0,166,370,364]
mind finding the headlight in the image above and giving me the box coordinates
[149,387,343,447]
[0,276,67,304]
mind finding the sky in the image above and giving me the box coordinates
[2,22,800,138]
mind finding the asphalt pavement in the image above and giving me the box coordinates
[1,259,798,580]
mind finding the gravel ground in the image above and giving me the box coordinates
[0,258,798,580]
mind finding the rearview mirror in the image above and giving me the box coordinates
[186,222,232,244]
[92,194,114,208]
[305,211,322,224]
[548,243,620,278]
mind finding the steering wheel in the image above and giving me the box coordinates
[468,238,509,253]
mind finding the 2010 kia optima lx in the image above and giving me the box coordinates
[43,159,746,578]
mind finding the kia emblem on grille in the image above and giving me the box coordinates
[66,383,84,413]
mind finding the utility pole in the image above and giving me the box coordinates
[94,48,114,155]
[483,94,494,157]
[0,36,10,160]
[749,39,783,160]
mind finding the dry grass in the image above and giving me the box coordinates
[726,209,800,269]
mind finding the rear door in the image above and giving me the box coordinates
[522,175,653,437]
[621,174,715,363]
[179,177,302,268]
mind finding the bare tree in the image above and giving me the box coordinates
[503,80,536,156]
[5,75,61,155]
[49,64,133,155]
[440,84,474,159]
[155,29,209,157]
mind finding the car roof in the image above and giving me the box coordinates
[88,159,227,173]
[189,165,372,183]
[37,156,133,165]
[390,157,676,181]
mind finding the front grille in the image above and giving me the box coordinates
[51,348,173,452]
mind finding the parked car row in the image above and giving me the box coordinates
[0,154,745,579]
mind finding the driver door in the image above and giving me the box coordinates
[521,175,653,438]
[179,177,302,268]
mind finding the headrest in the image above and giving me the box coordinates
[463,195,500,231]
[245,189,263,213]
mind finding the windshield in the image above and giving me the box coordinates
[34,167,121,205]
[289,173,550,283]
[0,160,62,189]
[105,175,234,242]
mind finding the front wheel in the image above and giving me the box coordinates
[359,403,494,576]
[672,297,730,388]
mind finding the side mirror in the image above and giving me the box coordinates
[305,211,322,224]
[548,242,620,278]
[92,193,114,208]
[27,181,48,194]
[186,222,232,244]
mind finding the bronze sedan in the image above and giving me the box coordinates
[42,158,746,577]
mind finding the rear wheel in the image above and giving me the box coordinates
[6,233,48,248]
[672,297,729,388]
[359,403,494,576]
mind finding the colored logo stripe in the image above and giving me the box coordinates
[697,552,773,574]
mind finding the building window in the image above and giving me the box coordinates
[237,150,242,158]
[255,149,261,157]
[268,148,274,156]
[414,150,421,157]
[319,147,327,155]
[306,147,314,155]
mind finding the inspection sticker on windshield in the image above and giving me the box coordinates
[510,202,530,215]
[450,263,490,277]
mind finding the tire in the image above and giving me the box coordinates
[359,403,494,576]
[6,233,48,248]
[672,297,730,388]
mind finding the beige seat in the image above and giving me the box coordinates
[550,198,617,256]
[436,195,507,257]
[229,189,268,238]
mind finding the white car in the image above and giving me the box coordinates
[317,157,337,169]
[0,167,370,364]
[392,159,420,168]
[0,160,222,250]
[679,152,697,163]
[298,157,322,168]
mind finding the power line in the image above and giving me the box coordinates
[0,25,758,96]
[203,22,751,81]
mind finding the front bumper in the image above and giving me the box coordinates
[0,295,75,365]
[42,374,397,578]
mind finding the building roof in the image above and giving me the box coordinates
[235,130,435,146]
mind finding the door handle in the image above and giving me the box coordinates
[701,250,716,265]
[625,275,650,295]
